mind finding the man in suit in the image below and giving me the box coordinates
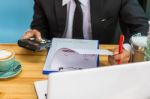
[22,0,149,64]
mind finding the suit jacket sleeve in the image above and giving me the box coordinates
[30,0,51,39]
[120,0,149,42]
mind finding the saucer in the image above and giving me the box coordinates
[0,61,22,79]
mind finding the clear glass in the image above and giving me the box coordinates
[130,33,146,62]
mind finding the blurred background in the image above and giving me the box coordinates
[0,0,149,43]
[0,0,33,43]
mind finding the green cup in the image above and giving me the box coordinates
[0,49,15,72]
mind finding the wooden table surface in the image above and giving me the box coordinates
[0,44,117,99]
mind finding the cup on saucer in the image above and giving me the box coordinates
[0,49,22,79]
[0,49,16,72]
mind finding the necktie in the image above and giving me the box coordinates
[72,0,83,39]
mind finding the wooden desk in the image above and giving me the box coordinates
[0,44,117,99]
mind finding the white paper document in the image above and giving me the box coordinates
[34,80,47,99]
[43,38,112,74]
[73,48,113,55]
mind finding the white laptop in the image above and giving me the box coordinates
[34,61,150,99]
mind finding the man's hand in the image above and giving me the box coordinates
[108,48,130,65]
[21,29,42,42]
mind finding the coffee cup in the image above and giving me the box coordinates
[0,49,15,72]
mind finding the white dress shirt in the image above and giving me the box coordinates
[63,0,92,39]
[62,0,131,52]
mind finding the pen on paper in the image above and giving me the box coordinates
[118,34,124,64]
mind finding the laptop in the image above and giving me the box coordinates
[35,61,150,99]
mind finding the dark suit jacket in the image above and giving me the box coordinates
[31,0,149,44]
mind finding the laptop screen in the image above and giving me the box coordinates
[47,61,150,99]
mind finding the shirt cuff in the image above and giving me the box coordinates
[123,43,132,52]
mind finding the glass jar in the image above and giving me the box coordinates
[130,33,147,62]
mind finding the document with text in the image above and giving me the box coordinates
[43,38,113,74]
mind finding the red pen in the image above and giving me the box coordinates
[118,34,124,64]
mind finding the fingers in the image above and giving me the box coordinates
[115,50,130,63]
[108,55,117,65]
[21,30,34,39]
[108,48,130,65]
[21,29,42,41]
[32,29,42,42]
